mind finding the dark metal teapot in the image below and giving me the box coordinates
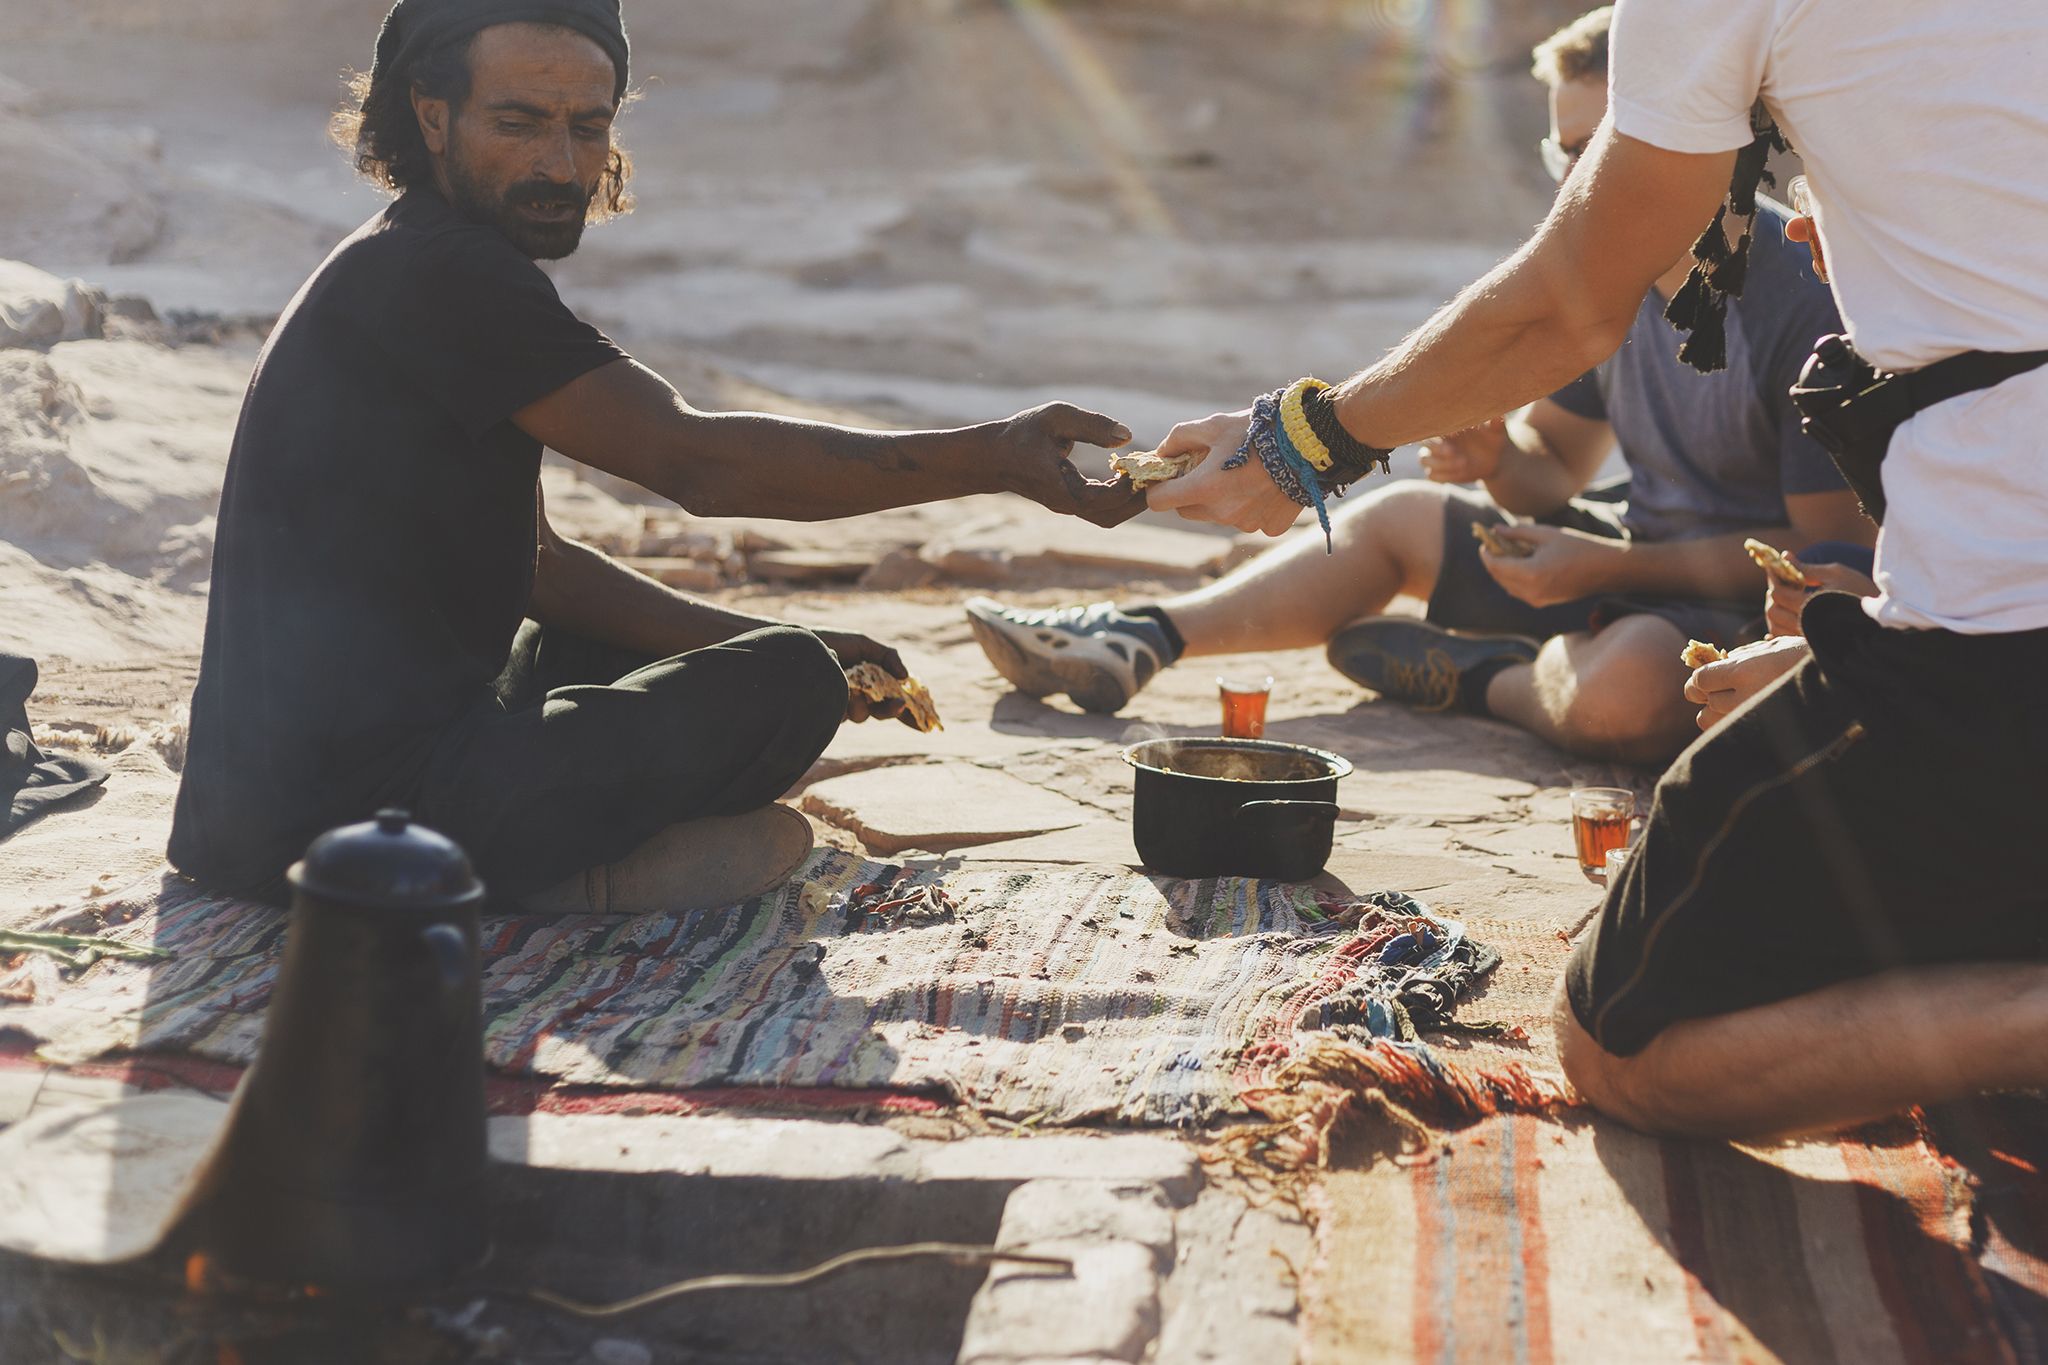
[192,809,489,1292]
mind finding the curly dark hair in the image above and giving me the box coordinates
[329,29,634,223]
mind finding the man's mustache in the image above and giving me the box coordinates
[505,181,590,213]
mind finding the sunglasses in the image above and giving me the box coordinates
[1538,135,1590,182]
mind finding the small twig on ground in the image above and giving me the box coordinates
[0,928,172,971]
[515,1242,1073,1320]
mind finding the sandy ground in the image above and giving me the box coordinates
[0,1,1642,1358]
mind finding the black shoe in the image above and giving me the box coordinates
[1326,617,1538,714]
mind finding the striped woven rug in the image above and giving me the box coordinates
[1308,1101,2048,1363]
[1,850,1499,1126]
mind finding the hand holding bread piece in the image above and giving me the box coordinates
[1111,447,1205,489]
[1681,639,1728,668]
[845,662,943,733]
[1743,538,1809,588]
[1472,521,1536,558]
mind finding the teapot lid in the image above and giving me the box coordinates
[287,809,485,911]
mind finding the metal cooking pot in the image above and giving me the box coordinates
[1122,737,1353,882]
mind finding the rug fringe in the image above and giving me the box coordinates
[1208,1037,1576,1182]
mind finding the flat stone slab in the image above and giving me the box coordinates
[920,505,1235,584]
[487,1114,1202,1198]
[800,763,1096,855]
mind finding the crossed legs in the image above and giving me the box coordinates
[1155,481,1696,761]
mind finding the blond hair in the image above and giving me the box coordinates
[1531,6,1612,89]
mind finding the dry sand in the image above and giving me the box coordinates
[0,0,1593,904]
[1,2,1652,1357]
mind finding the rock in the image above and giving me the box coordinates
[920,505,1235,585]
[0,115,165,267]
[747,548,873,583]
[995,1181,1177,1270]
[959,1240,1160,1364]
[0,261,106,349]
[799,763,1097,855]
[969,822,1138,866]
[859,545,943,590]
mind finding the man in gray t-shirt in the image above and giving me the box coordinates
[962,5,1874,764]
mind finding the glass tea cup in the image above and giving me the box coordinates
[1570,787,1636,885]
[1217,675,1275,740]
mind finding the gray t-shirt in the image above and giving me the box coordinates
[1549,202,1847,543]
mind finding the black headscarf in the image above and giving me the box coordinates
[371,0,631,103]
[1662,102,1791,374]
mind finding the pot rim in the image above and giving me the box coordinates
[1120,736,1354,785]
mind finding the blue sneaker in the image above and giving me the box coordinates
[1326,617,1537,714]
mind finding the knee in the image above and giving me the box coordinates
[733,626,848,734]
[1557,637,1695,762]
[1336,480,1447,544]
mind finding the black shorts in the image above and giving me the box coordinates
[1428,486,1760,650]
[1567,591,2048,1056]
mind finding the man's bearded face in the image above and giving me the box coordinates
[431,24,618,260]
[443,120,596,260]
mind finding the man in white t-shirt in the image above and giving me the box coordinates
[1143,0,2048,1137]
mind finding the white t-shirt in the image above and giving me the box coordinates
[1609,0,2048,633]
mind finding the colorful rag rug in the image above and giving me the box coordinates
[0,851,1512,1126]
[1306,1100,2048,1365]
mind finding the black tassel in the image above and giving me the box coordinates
[1664,268,1710,330]
[1730,140,1771,216]
[1668,102,1792,372]
[1708,227,1753,295]
[1675,297,1728,374]
[1690,206,1731,265]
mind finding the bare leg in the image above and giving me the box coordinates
[1486,614,1697,763]
[1159,481,1451,656]
[1555,964,2048,1139]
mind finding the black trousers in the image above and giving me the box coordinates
[410,622,845,902]
[1567,591,2048,1057]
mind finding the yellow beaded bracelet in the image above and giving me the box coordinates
[1279,377,1335,473]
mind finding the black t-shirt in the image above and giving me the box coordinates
[169,190,625,892]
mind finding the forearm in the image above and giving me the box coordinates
[1481,415,1587,517]
[531,536,789,657]
[653,412,999,521]
[1324,128,1730,452]
[1598,527,1791,599]
[1329,245,1627,450]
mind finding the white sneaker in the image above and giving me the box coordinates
[964,597,1173,715]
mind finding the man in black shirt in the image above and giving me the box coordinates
[169,0,1142,914]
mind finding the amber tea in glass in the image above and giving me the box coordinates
[1218,675,1274,740]
[1570,787,1635,884]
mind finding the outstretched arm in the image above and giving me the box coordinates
[513,359,1145,526]
[1150,124,1734,534]
[1330,125,1731,443]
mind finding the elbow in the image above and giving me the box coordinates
[1555,296,1637,379]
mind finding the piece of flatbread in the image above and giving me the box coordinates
[1111,447,1203,489]
[1743,538,1808,587]
[845,662,943,733]
[1472,521,1535,559]
[1681,639,1727,668]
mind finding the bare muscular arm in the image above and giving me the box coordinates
[1149,125,1736,534]
[1329,126,1734,445]
[513,359,1145,526]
